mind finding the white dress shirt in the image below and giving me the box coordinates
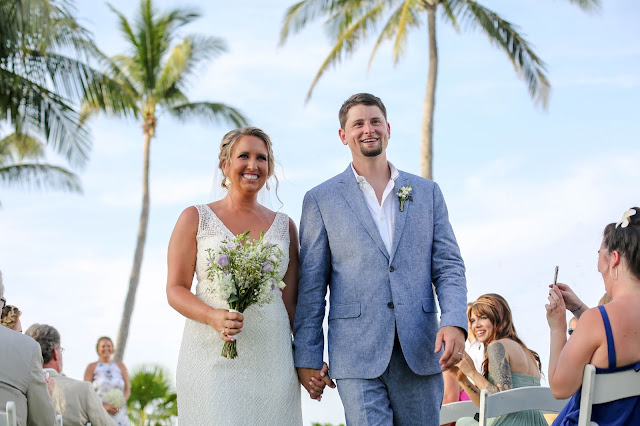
[351,162,399,253]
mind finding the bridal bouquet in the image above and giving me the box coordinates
[205,230,286,359]
[102,388,126,409]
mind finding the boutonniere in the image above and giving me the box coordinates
[356,176,365,188]
[397,185,413,212]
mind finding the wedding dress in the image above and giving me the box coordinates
[176,204,302,425]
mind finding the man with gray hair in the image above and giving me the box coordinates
[0,270,57,426]
[26,324,116,426]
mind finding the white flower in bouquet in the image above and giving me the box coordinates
[102,388,125,409]
[206,230,285,359]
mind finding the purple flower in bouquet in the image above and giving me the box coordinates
[217,254,229,267]
[263,261,273,272]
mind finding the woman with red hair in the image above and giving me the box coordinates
[449,294,547,425]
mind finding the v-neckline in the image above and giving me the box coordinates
[204,204,280,240]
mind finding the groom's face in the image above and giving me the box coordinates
[339,104,390,160]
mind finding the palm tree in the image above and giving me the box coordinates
[0,0,132,168]
[127,364,177,426]
[0,132,81,206]
[82,0,248,361]
[280,0,599,179]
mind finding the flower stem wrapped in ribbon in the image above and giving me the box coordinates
[205,231,285,359]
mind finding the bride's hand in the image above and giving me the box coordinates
[208,308,243,342]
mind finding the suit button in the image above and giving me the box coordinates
[387,302,394,309]
[389,266,395,272]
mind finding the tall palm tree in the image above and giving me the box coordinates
[82,0,248,361]
[0,0,133,168]
[127,364,177,426]
[0,132,81,206]
[280,0,600,179]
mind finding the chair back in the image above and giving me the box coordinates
[578,363,640,426]
[0,401,17,426]
[478,386,569,426]
[440,400,478,424]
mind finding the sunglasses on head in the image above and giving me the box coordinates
[568,328,575,335]
[0,297,5,309]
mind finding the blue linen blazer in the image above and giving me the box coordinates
[293,166,468,379]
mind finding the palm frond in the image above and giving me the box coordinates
[279,0,344,44]
[167,102,248,128]
[155,35,227,99]
[0,132,45,162]
[449,0,550,108]
[565,0,601,12]
[107,2,140,51]
[1,68,91,166]
[366,0,421,68]
[305,3,388,101]
[0,162,82,193]
[439,0,461,31]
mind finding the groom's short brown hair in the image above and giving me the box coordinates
[339,93,387,129]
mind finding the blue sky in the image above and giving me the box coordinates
[1,0,638,423]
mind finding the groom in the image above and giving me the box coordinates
[293,93,468,425]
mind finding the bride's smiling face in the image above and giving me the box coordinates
[223,135,269,194]
[97,338,114,359]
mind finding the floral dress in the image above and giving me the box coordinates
[92,362,128,425]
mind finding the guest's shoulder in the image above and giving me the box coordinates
[0,325,40,352]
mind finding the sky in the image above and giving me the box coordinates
[1,0,639,424]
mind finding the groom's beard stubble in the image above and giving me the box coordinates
[361,144,383,157]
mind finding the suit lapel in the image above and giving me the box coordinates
[389,173,409,261]
[338,167,390,259]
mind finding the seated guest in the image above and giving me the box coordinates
[25,324,117,426]
[0,270,56,426]
[1,304,22,332]
[547,207,640,425]
[443,303,484,424]
[450,293,547,425]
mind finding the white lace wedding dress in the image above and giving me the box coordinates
[176,205,302,425]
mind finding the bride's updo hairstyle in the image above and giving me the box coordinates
[603,207,640,280]
[218,126,278,192]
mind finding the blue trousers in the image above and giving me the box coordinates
[336,339,444,426]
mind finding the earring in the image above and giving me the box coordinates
[223,176,230,187]
[266,180,271,191]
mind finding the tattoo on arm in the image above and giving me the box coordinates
[487,342,513,394]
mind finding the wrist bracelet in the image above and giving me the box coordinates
[571,302,584,313]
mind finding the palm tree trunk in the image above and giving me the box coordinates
[115,123,153,361]
[421,4,438,180]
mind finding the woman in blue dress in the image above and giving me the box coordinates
[547,207,640,426]
[451,293,547,425]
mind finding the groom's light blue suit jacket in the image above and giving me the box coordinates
[293,166,468,380]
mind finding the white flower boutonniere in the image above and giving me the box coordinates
[356,176,365,188]
[397,185,413,212]
[616,208,637,229]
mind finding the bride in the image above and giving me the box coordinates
[167,127,307,425]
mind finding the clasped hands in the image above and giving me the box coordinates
[297,363,336,401]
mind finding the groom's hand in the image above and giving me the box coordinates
[435,326,465,371]
[297,363,336,401]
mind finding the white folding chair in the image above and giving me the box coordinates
[478,386,569,426]
[578,363,640,426]
[55,413,63,425]
[440,400,478,424]
[0,401,17,426]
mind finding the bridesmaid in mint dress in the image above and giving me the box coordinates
[449,294,547,425]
